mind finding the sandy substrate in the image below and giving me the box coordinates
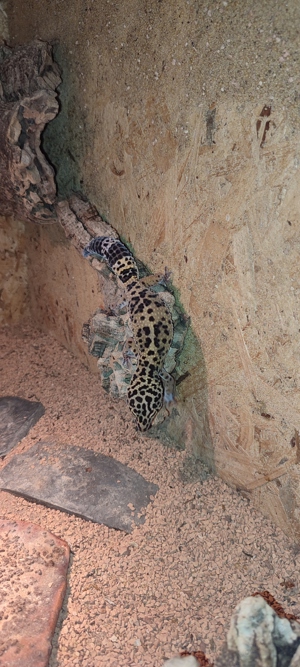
[0,323,299,667]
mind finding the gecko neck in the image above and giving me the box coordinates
[124,274,140,289]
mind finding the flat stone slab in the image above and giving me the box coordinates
[0,396,45,456]
[0,442,158,532]
[0,518,69,667]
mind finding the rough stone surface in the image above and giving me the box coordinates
[0,518,69,667]
[214,596,300,667]
[0,441,158,532]
[0,395,45,456]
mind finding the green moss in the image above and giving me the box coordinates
[178,324,205,378]
[42,44,85,198]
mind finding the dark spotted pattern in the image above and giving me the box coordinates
[84,236,174,430]
[83,236,138,283]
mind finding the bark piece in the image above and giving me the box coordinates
[0,40,61,222]
[0,518,69,667]
[55,193,118,253]
[68,193,118,239]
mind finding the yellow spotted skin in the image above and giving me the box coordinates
[83,236,173,430]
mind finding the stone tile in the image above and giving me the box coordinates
[0,441,158,532]
[0,519,69,667]
[0,396,45,456]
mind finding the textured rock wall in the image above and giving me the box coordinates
[5,1,300,538]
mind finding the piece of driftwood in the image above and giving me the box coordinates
[55,193,117,252]
[0,40,61,222]
[68,193,118,240]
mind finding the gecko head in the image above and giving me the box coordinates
[82,236,108,259]
[127,372,163,431]
[82,247,94,258]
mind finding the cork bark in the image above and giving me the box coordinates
[0,40,60,222]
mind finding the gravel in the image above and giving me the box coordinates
[0,323,299,667]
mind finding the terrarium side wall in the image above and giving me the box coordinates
[0,6,28,325]
[6,0,300,538]
[24,221,102,373]
[0,211,102,371]
[0,216,30,325]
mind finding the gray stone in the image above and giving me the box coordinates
[0,441,158,533]
[0,396,45,456]
[214,596,300,667]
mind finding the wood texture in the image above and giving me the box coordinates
[0,40,61,222]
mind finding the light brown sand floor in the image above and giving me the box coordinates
[0,324,299,667]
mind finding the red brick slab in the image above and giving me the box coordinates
[0,519,70,667]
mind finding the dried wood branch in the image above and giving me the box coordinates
[0,40,61,222]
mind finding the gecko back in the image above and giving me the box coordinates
[84,235,174,431]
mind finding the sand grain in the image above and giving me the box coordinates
[0,324,299,667]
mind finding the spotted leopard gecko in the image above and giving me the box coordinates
[83,236,174,431]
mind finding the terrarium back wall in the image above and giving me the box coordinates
[6,0,300,538]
